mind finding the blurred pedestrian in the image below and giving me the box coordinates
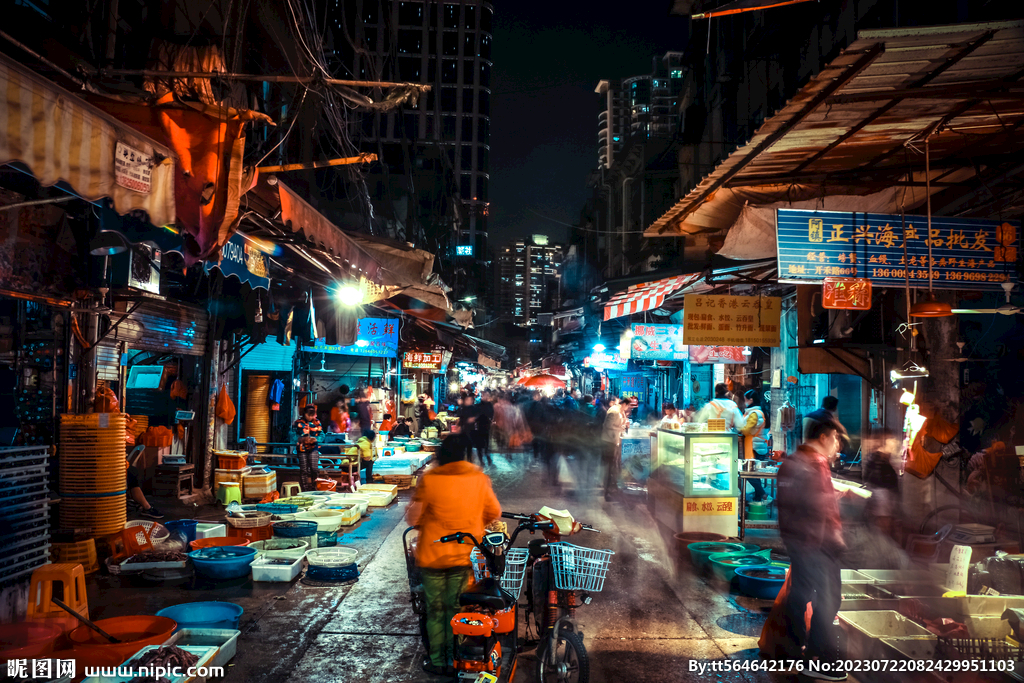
[293,404,323,491]
[776,418,846,677]
[862,428,901,537]
[602,396,626,501]
[741,389,770,502]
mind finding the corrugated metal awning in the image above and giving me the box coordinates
[646,20,1024,238]
[0,53,175,227]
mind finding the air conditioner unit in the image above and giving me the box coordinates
[110,241,161,294]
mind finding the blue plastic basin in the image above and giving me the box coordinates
[188,546,257,580]
[735,565,788,600]
[164,520,198,544]
[156,601,244,632]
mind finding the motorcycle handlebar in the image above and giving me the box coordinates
[579,524,601,533]
[501,512,533,521]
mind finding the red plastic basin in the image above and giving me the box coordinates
[68,615,177,661]
[0,620,64,658]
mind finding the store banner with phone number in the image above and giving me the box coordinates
[777,208,1018,291]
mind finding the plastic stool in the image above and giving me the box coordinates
[280,482,302,498]
[216,482,242,506]
[28,563,88,621]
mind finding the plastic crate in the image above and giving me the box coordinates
[195,523,226,539]
[215,452,248,470]
[226,525,273,542]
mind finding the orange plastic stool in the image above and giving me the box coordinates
[28,563,89,621]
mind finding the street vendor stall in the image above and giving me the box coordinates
[648,427,740,537]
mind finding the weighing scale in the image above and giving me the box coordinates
[169,410,195,465]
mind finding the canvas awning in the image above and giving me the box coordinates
[603,272,703,321]
[646,20,1024,242]
[0,53,175,226]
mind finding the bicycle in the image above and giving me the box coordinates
[503,510,613,683]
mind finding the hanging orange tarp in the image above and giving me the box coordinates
[86,93,271,264]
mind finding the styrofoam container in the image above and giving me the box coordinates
[839,610,933,660]
[214,467,251,491]
[327,494,370,515]
[965,615,1012,639]
[841,569,873,582]
[195,523,226,539]
[160,628,240,668]
[856,569,942,583]
[358,483,398,506]
[295,510,344,532]
[242,469,277,498]
[318,503,361,526]
[82,645,217,683]
[251,555,303,582]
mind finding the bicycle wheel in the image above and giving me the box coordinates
[536,629,589,683]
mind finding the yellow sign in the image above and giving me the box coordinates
[683,497,737,516]
[682,295,781,348]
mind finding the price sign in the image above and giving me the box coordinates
[823,277,872,310]
[682,497,736,516]
[946,544,972,592]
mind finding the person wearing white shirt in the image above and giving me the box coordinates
[695,383,745,432]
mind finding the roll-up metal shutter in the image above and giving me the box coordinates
[325,357,385,381]
[96,343,120,382]
[241,337,296,372]
[120,300,208,356]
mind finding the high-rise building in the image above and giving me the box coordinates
[596,52,685,168]
[497,235,564,327]
[340,0,493,264]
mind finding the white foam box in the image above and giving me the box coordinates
[195,523,226,539]
[161,628,240,668]
[251,555,304,582]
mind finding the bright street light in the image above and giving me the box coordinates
[593,343,606,353]
[336,284,362,306]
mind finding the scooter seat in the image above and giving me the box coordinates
[459,577,512,611]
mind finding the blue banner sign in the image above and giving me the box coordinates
[310,317,399,357]
[777,209,1019,291]
[629,324,688,360]
[205,233,271,290]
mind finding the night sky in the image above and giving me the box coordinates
[488,1,691,251]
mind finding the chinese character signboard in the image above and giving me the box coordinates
[114,141,152,193]
[403,351,443,370]
[823,277,872,310]
[777,209,1019,291]
[629,324,688,360]
[455,245,474,256]
[311,318,399,358]
[689,346,747,364]
[618,373,646,401]
[682,497,736,516]
[681,295,781,347]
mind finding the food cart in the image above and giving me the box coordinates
[648,427,740,537]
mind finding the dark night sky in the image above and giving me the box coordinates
[488,1,691,252]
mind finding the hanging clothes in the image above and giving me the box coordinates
[291,290,317,343]
[269,379,285,405]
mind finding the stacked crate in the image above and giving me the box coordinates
[0,445,51,583]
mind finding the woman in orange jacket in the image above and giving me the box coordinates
[406,434,501,675]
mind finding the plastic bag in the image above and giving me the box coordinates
[154,531,187,553]
[215,385,236,425]
[170,378,187,400]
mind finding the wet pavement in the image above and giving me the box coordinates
[88,451,805,683]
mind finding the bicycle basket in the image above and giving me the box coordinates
[549,542,614,592]
[470,547,531,600]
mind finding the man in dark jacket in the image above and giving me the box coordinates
[776,417,847,679]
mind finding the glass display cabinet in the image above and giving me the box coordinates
[649,429,740,536]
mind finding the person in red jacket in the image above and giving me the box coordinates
[776,417,846,680]
[406,434,501,675]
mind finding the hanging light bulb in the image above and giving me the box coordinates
[254,300,263,324]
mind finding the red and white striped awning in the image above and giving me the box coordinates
[603,273,702,321]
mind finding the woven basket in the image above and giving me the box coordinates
[224,510,271,528]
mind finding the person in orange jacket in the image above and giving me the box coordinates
[406,434,501,675]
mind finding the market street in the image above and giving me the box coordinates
[82,451,782,683]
